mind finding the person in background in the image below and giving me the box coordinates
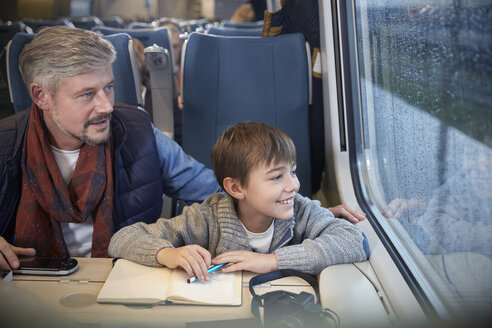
[231,0,267,22]
[109,122,369,281]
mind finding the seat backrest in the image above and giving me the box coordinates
[0,21,30,53]
[179,19,209,34]
[207,26,262,37]
[93,26,176,136]
[223,21,264,29]
[144,45,174,137]
[127,22,154,29]
[104,33,140,106]
[6,32,33,113]
[71,16,104,30]
[6,32,139,113]
[22,18,74,33]
[93,26,177,86]
[101,16,125,29]
[93,26,174,70]
[181,32,312,196]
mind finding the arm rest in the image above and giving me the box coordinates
[319,262,391,327]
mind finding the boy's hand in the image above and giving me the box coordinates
[328,203,366,223]
[212,250,277,274]
[157,245,212,281]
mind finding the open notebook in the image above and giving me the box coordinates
[97,259,242,306]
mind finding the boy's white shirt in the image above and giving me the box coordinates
[239,220,274,254]
[51,145,93,257]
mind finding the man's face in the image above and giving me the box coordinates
[44,65,115,149]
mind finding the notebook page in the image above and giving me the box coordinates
[167,269,241,305]
[97,259,172,304]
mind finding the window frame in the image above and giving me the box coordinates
[333,0,450,318]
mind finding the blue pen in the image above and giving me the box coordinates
[187,263,229,283]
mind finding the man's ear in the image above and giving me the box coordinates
[223,177,245,200]
[30,83,51,111]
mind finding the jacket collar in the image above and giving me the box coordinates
[109,106,127,155]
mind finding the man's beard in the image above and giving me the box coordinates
[53,111,112,146]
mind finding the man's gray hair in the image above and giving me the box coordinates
[19,26,116,97]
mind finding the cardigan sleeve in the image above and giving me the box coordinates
[108,198,215,267]
[274,194,370,274]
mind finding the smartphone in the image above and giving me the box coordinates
[13,256,79,276]
[1,270,13,281]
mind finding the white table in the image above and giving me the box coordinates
[5,258,314,327]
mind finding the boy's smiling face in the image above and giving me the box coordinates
[236,160,300,230]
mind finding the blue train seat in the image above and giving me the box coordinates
[6,32,140,113]
[93,26,175,72]
[5,33,34,113]
[127,22,154,29]
[93,26,177,138]
[101,16,125,29]
[22,18,74,33]
[71,16,104,30]
[206,26,262,37]
[222,21,264,29]
[179,19,210,33]
[181,32,312,197]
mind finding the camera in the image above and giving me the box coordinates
[249,269,338,328]
[260,290,328,328]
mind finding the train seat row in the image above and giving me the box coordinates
[3,22,313,197]
[6,33,140,113]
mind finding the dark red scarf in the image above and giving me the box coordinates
[15,104,114,257]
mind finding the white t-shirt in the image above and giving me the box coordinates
[240,220,274,254]
[51,145,93,257]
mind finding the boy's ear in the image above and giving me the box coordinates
[30,83,51,111]
[223,177,245,200]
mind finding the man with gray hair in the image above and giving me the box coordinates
[0,26,365,270]
[0,26,221,269]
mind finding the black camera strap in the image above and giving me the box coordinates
[249,269,340,327]
[249,269,320,303]
[249,269,321,323]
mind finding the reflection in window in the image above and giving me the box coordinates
[353,0,491,321]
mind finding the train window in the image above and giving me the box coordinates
[345,0,491,321]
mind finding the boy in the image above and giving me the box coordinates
[109,122,370,281]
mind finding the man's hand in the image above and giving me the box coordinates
[212,250,277,274]
[156,245,212,281]
[328,203,366,223]
[0,237,36,270]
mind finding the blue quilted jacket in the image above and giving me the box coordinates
[0,103,219,242]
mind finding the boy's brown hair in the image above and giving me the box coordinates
[212,122,297,189]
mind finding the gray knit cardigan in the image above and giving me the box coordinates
[108,192,370,274]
